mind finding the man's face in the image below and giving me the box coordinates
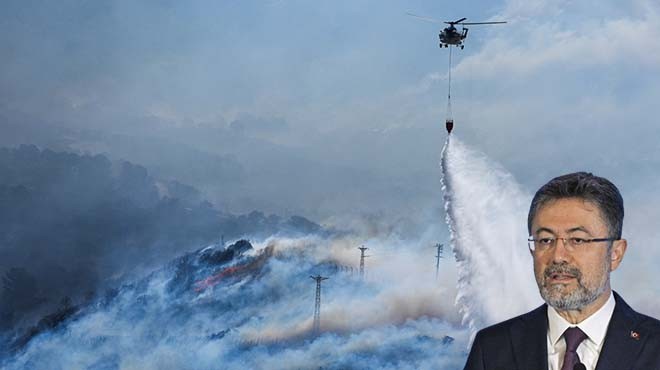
[531,198,623,311]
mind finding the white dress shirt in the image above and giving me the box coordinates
[547,291,616,370]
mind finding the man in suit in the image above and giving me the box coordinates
[464,172,660,370]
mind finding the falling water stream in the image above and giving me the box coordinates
[441,136,541,338]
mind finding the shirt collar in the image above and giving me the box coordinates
[547,290,616,346]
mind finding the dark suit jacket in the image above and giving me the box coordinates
[464,292,660,370]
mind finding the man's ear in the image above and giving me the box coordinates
[610,239,627,271]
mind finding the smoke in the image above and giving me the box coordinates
[2,234,468,370]
[440,136,541,336]
[0,146,328,334]
[238,236,462,342]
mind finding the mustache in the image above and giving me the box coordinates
[543,263,582,280]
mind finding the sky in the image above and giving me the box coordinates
[1,0,660,301]
[0,0,511,228]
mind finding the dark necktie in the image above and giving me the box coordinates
[561,327,588,370]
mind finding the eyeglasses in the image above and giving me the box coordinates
[527,236,617,253]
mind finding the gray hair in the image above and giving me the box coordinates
[527,172,624,239]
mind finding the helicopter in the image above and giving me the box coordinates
[407,14,506,49]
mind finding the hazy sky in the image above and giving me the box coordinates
[2,0,660,235]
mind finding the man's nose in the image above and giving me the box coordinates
[551,238,572,262]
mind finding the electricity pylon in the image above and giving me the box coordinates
[358,246,369,280]
[310,275,328,336]
[434,243,444,279]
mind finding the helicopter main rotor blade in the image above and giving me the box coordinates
[458,21,507,25]
[405,12,443,23]
[453,17,468,24]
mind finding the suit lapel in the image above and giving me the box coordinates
[595,292,647,370]
[510,304,548,370]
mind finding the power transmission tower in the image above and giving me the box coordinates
[310,275,328,336]
[434,243,444,279]
[358,246,369,280]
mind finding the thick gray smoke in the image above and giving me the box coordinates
[0,145,324,336]
[2,235,468,370]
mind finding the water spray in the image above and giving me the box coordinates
[440,137,541,339]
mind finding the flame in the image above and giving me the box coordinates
[193,245,275,292]
[193,265,245,292]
